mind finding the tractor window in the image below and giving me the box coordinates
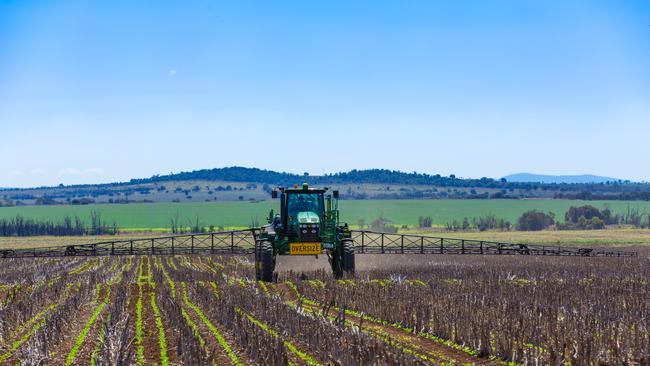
[287,193,323,221]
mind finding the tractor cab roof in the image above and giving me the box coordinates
[280,183,328,194]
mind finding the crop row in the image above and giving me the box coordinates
[0,253,646,365]
[291,256,650,365]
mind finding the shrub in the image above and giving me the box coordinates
[566,205,608,224]
[370,215,398,233]
[563,205,614,229]
[516,210,555,231]
[418,216,432,228]
[473,214,497,231]
[590,216,605,229]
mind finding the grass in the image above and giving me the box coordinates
[2,199,650,229]
[1,200,650,250]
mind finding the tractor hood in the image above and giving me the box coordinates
[297,211,320,224]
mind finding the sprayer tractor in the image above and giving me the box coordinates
[254,183,354,282]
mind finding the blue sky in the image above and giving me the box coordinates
[1,0,649,187]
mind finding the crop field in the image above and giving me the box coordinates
[0,253,647,365]
[2,199,650,230]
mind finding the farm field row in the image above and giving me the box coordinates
[2,199,650,229]
[0,253,646,364]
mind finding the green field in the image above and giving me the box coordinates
[1,199,649,230]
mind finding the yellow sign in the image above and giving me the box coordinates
[289,242,321,255]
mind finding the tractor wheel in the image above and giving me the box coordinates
[331,249,343,279]
[260,241,275,282]
[254,241,262,280]
[341,239,355,274]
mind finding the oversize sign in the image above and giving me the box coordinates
[289,242,321,255]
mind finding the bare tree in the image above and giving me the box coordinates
[170,211,182,234]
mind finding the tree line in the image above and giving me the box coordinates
[124,167,650,197]
[516,205,650,231]
[0,211,118,236]
[413,205,650,232]
[3,167,650,203]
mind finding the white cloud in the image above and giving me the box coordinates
[8,170,23,176]
[29,168,45,175]
[168,69,177,76]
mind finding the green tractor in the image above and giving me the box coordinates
[254,183,355,282]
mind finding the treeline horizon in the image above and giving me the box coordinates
[3,167,650,204]
[130,167,644,191]
[2,166,647,192]
[0,210,118,237]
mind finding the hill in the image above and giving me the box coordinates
[503,173,623,184]
[1,166,650,206]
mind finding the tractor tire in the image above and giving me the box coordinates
[254,241,262,280]
[260,241,275,282]
[342,239,355,274]
[332,257,343,279]
[331,249,343,279]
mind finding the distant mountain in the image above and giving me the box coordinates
[503,173,623,184]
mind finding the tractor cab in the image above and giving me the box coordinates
[255,183,355,282]
[278,185,325,242]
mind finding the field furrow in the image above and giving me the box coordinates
[0,253,645,364]
[0,278,84,363]
[62,258,130,365]
[276,281,498,365]
[180,282,245,366]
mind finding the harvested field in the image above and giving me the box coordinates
[0,254,647,365]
